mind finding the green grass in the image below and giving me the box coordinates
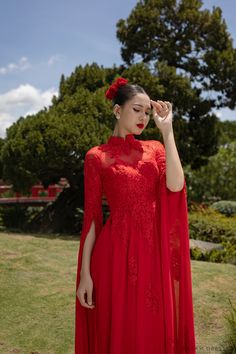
[0,231,235,354]
[192,261,236,353]
[0,231,78,354]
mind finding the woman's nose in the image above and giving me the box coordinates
[139,113,148,121]
[139,112,145,120]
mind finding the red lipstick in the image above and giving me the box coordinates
[137,124,144,129]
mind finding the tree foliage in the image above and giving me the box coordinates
[218,120,236,145]
[117,0,236,109]
[0,137,5,179]
[116,0,236,167]
[1,109,109,194]
[185,141,236,202]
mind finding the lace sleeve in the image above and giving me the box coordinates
[76,148,103,287]
[81,148,103,241]
[154,140,166,180]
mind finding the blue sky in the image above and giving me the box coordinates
[0,0,235,138]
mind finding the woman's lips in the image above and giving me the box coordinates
[137,124,144,129]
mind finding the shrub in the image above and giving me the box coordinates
[189,207,236,245]
[211,200,236,217]
[0,205,44,231]
[189,206,236,264]
[190,242,236,265]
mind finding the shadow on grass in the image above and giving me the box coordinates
[0,227,80,241]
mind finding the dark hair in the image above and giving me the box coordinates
[112,84,148,106]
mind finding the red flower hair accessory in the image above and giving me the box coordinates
[105,77,128,100]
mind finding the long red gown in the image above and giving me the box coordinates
[75,133,196,354]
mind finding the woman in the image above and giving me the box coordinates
[75,77,196,353]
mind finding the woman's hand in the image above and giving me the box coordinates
[77,272,95,309]
[150,100,173,135]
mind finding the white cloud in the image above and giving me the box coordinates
[0,84,58,138]
[213,108,236,121]
[0,112,16,140]
[47,54,63,66]
[215,111,222,118]
[0,57,31,76]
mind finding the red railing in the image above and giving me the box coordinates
[0,178,69,206]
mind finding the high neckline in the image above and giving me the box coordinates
[107,133,144,152]
[108,133,135,145]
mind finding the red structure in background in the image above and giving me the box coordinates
[0,178,69,206]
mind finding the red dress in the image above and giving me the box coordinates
[75,133,196,354]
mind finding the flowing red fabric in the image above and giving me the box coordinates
[156,150,196,353]
[75,134,196,354]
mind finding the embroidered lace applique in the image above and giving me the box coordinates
[128,255,138,285]
[107,133,144,153]
[145,283,160,314]
[170,219,181,281]
[101,134,144,165]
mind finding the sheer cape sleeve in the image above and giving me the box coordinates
[155,141,196,353]
[75,147,103,353]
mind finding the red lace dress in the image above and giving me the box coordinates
[75,133,196,354]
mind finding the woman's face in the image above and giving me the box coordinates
[114,93,152,135]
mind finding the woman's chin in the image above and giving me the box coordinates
[135,128,144,134]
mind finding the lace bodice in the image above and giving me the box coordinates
[81,133,167,240]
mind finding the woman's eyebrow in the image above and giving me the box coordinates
[133,103,152,110]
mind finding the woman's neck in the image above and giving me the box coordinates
[112,123,131,138]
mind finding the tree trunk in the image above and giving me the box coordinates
[25,186,83,235]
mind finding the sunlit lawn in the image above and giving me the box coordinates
[0,231,235,354]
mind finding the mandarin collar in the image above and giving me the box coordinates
[107,133,143,152]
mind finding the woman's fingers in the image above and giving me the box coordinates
[77,288,95,309]
[77,288,87,307]
[151,99,169,114]
[86,289,94,306]
[157,100,168,111]
[164,101,172,111]
[151,100,162,112]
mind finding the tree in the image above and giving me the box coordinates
[218,120,236,146]
[116,0,236,168]
[0,65,114,233]
[185,141,236,202]
[1,110,110,194]
[0,137,5,179]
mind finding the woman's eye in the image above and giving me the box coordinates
[133,108,140,113]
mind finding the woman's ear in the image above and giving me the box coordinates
[113,104,121,116]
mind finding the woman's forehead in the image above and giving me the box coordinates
[130,93,151,108]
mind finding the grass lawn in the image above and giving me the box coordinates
[0,231,235,354]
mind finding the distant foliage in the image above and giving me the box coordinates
[218,120,236,145]
[117,0,236,168]
[189,208,236,245]
[189,207,236,264]
[211,201,236,217]
[185,142,236,202]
